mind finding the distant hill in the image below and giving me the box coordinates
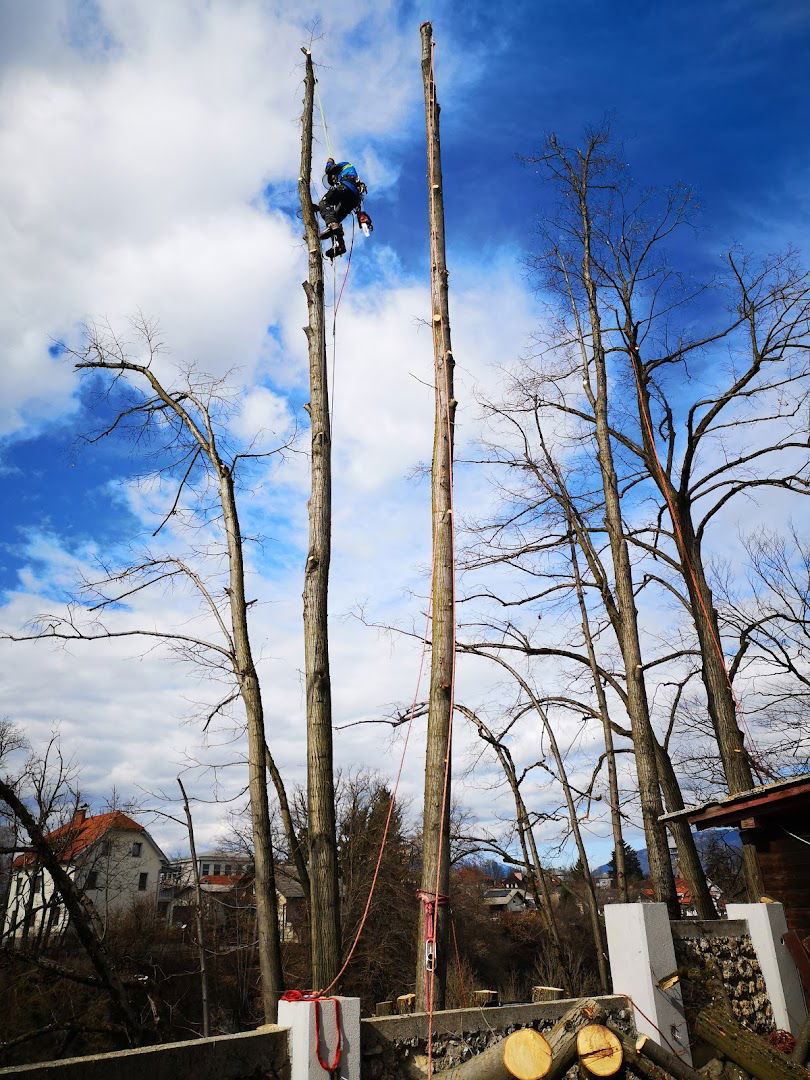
[595,827,742,876]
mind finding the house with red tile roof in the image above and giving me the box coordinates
[3,805,167,944]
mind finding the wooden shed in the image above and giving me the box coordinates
[662,773,810,938]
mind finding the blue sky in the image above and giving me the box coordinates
[1,0,808,861]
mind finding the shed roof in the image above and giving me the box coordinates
[659,772,810,829]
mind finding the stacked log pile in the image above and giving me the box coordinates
[437,994,810,1080]
[673,934,774,1035]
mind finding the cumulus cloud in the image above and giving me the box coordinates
[8,1,788,870]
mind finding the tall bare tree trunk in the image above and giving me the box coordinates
[178,778,210,1037]
[570,176,678,917]
[416,20,457,1013]
[653,742,717,918]
[220,471,283,1021]
[568,532,628,903]
[298,47,341,989]
[538,422,710,917]
[625,332,765,901]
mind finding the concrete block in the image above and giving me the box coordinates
[278,996,360,1080]
[727,902,808,1036]
[605,903,691,1063]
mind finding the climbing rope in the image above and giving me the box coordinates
[314,78,335,159]
[280,990,343,1073]
[328,216,354,434]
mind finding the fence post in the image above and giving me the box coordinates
[604,903,691,1063]
[726,902,808,1036]
[277,996,361,1080]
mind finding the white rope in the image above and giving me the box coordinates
[314,79,335,159]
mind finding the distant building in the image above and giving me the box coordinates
[3,807,166,943]
[593,870,613,890]
[483,886,534,914]
[160,858,306,943]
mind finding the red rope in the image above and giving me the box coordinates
[314,996,342,1073]
[626,994,688,1059]
[280,990,342,1074]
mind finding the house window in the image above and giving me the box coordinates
[138,873,149,891]
[213,864,221,876]
[86,871,99,889]
[201,864,210,877]
[224,864,232,874]
[131,842,143,857]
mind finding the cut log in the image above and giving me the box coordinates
[630,1031,702,1080]
[577,1024,623,1077]
[533,986,566,1003]
[442,1027,552,1080]
[375,1000,392,1016]
[695,1003,810,1080]
[623,1041,679,1080]
[545,998,608,1080]
[607,1028,700,1080]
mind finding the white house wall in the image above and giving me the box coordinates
[3,827,163,941]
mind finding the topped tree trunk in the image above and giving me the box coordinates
[416,20,458,1013]
[298,47,341,990]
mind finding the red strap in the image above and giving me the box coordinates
[417,890,448,943]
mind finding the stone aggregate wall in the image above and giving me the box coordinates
[361,996,633,1079]
[672,920,775,1036]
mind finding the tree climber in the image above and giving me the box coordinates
[317,157,373,258]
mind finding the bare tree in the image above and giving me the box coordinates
[529,129,809,896]
[297,46,341,990]
[0,773,139,1042]
[177,778,209,1037]
[723,527,810,774]
[4,324,288,1019]
[456,704,572,994]
[463,647,610,989]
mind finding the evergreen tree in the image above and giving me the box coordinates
[609,841,642,885]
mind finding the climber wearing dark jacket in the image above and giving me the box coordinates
[317,158,362,256]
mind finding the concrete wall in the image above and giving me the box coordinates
[0,1027,290,1080]
[361,995,633,1078]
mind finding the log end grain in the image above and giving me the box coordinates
[504,1027,553,1080]
[577,1024,624,1078]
